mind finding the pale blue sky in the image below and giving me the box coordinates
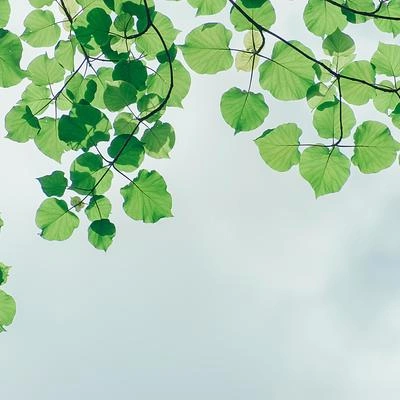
[2,1,400,398]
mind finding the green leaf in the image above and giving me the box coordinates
[299,146,350,197]
[0,290,16,330]
[113,112,138,135]
[5,105,40,143]
[0,263,10,286]
[391,103,400,129]
[259,41,315,100]
[35,117,66,162]
[255,123,301,172]
[103,81,137,112]
[121,169,172,223]
[107,135,144,172]
[373,80,398,114]
[341,61,376,105]
[35,198,79,241]
[37,171,68,197]
[85,195,112,221]
[55,40,76,71]
[0,0,10,28]
[147,60,191,108]
[180,23,233,74]
[371,42,400,77]
[22,10,61,47]
[88,219,116,251]
[306,82,336,110]
[0,30,25,87]
[86,7,112,45]
[352,121,400,173]
[303,0,347,37]
[29,0,54,6]
[322,29,355,57]
[112,60,147,91]
[342,0,374,24]
[20,83,51,115]
[141,121,175,158]
[313,99,356,140]
[220,87,269,133]
[374,2,400,37]
[70,153,113,195]
[58,115,87,145]
[188,0,227,15]
[230,0,275,32]
[235,31,262,72]
[70,196,85,212]
[27,53,65,86]
[135,12,179,59]
[137,93,165,122]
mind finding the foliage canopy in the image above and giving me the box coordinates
[1,0,400,332]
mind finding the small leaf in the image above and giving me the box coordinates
[0,263,10,286]
[70,196,85,212]
[141,121,175,159]
[88,219,116,251]
[0,290,16,330]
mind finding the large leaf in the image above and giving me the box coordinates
[0,30,24,87]
[107,135,144,172]
[259,41,315,100]
[230,0,275,31]
[352,121,400,173]
[35,117,66,162]
[313,100,356,140]
[22,10,60,47]
[27,54,65,86]
[147,60,191,108]
[180,23,233,74]
[303,0,347,37]
[135,12,179,59]
[341,61,376,105]
[121,170,172,223]
[35,198,79,241]
[0,0,10,28]
[5,105,40,143]
[299,146,350,197]
[255,123,301,172]
[188,0,227,15]
[220,87,268,133]
[371,42,400,77]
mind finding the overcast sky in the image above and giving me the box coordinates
[2,1,400,399]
